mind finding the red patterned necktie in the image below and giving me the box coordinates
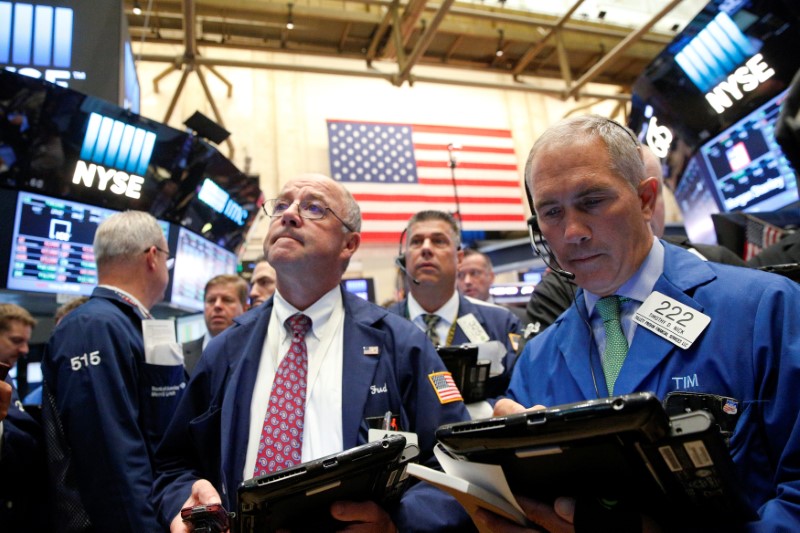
[254,313,312,476]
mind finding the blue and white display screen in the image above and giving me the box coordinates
[7,190,116,295]
[169,226,238,312]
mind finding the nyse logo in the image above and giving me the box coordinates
[704,54,775,114]
[80,113,156,176]
[645,116,673,159]
[72,160,145,199]
[49,219,71,242]
[0,2,84,87]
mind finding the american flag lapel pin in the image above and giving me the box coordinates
[363,346,380,356]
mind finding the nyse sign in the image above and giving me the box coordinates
[705,54,775,114]
[71,160,144,199]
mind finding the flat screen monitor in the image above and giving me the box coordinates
[7,190,117,295]
[674,154,723,244]
[168,226,238,312]
[698,89,798,213]
[175,313,207,344]
[674,89,798,243]
[342,278,375,303]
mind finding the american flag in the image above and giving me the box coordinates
[326,120,526,243]
[428,371,463,404]
[743,214,786,261]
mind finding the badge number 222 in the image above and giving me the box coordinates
[71,351,101,371]
[653,301,693,327]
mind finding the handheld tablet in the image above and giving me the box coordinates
[435,392,755,526]
[237,434,414,533]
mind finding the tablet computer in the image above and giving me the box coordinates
[237,434,415,533]
[435,392,755,526]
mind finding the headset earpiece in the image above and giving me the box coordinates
[396,227,407,268]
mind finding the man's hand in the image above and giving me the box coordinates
[474,496,576,533]
[0,381,11,422]
[493,399,546,417]
[170,479,224,533]
[329,500,398,533]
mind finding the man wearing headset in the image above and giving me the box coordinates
[522,144,745,341]
[480,115,800,532]
[387,210,521,408]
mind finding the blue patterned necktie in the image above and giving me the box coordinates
[254,313,312,475]
[596,296,629,396]
[422,314,441,345]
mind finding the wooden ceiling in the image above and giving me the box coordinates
[124,0,696,102]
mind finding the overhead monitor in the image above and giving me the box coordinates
[628,0,800,183]
[674,89,798,243]
[7,189,116,295]
[168,226,238,312]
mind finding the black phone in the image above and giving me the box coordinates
[0,362,11,381]
[180,503,232,533]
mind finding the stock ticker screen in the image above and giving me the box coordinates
[7,190,116,295]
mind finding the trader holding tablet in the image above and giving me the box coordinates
[485,116,800,531]
[154,174,473,531]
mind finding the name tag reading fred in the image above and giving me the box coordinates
[457,313,490,344]
[634,292,710,349]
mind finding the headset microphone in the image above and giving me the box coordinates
[396,228,421,285]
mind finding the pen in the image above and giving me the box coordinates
[383,410,393,431]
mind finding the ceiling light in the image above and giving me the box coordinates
[286,3,294,30]
[133,1,142,15]
[495,29,504,58]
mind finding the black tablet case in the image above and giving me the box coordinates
[435,392,755,527]
[237,434,412,533]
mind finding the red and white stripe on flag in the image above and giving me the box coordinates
[327,120,527,243]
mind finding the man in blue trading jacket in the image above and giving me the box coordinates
[154,174,474,532]
[0,303,46,533]
[479,115,800,532]
[388,210,521,408]
[42,211,184,532]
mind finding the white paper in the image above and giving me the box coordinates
[476,340,507,377]
[434,444,525,516]
[142,319,184,366]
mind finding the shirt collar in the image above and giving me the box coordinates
[583,236,664,314]
[97,284,152,319]
[272,286,342,340]
[407,290,460,325]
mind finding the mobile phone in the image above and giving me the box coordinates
[180,503,232,533]
[0,362,11,380]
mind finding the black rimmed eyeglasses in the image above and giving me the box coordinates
[262,198,355,233]
[145,246,175,270]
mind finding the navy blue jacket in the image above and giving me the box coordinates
[388,294,521,398]
[1,379,47,532]
[508,241,800,530]
[42,287,186,532]
[154,290,474,532]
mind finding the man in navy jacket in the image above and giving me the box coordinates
[388,210,521,404]
[154,174,473,532]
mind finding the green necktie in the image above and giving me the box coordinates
[422,314,441,346]
[596,295,629,396]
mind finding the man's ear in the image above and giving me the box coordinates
[638,177,659,220]
[342,231,361,258]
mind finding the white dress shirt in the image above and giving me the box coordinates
[244,287,345,479]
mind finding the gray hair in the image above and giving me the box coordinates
[525,114,646,192]
[405,210,461,249]
[338,183,362,234]
[93,211,164,267]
